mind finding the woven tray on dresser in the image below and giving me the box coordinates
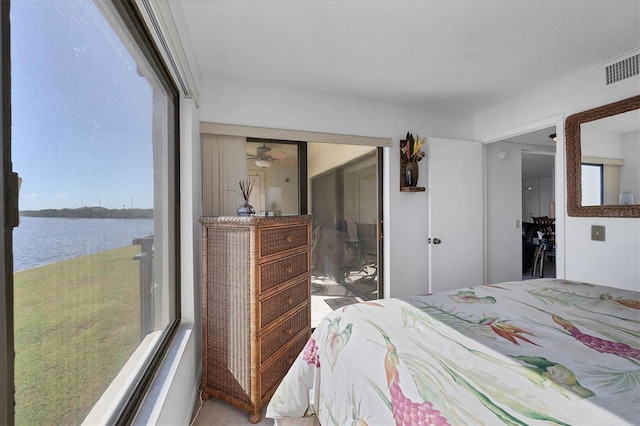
[200,215,312,423]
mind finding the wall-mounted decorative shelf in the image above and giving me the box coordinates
[400,137,426,192]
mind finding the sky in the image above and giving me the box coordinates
[12,0,155,211]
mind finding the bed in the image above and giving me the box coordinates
[266,278,640,425]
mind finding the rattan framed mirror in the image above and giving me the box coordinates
[566,95,640,217]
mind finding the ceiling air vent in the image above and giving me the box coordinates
[605,53,639,85]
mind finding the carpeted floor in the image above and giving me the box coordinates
[190,393,274,426]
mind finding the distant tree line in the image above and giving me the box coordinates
[20,206,153,219]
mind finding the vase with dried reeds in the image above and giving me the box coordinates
[237,179,256,216]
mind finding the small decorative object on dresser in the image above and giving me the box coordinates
[200,215,312,423]
[236,179,256,216]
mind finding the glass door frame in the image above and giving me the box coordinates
[310,148,384,298]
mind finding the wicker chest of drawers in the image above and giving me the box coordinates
[200,215,311,423]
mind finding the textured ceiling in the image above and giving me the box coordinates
[174,0,640,114]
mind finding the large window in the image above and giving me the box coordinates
[9,1,179,423]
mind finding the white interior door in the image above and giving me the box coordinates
[427,138,483,293]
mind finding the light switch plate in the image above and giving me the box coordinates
[591,225,605,241]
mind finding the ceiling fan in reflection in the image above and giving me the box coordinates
[247,143,287,167]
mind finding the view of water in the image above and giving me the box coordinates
[13,216,154,271]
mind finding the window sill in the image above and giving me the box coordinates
[133,323,195,425]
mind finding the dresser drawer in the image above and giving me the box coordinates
[260,333,308,399]
[260,280,309,329]
[260,305,309,364]
[258,224,309,258]
[259,252,309,293]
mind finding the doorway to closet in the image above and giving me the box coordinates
[486,126,557,284]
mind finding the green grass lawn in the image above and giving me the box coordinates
[14,245,142,425]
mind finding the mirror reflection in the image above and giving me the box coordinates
[579,109,639,206]
[246,140,301,215]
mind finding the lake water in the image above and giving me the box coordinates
[13,216,154,271]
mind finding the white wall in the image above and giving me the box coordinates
[620,130,639,203]
[475,63,640,291]
[522,175,554,220]
[582,127,623,158]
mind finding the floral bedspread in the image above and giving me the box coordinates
[266,279,640,425]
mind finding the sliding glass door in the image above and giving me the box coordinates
[309,150,382,327]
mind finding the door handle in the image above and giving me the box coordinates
[428,238,442,245]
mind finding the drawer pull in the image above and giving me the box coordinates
[286,357,294,365]
[286,266,293,273]
[285,328,293,335]
[286,296,294,305]
[285,235,294,243]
